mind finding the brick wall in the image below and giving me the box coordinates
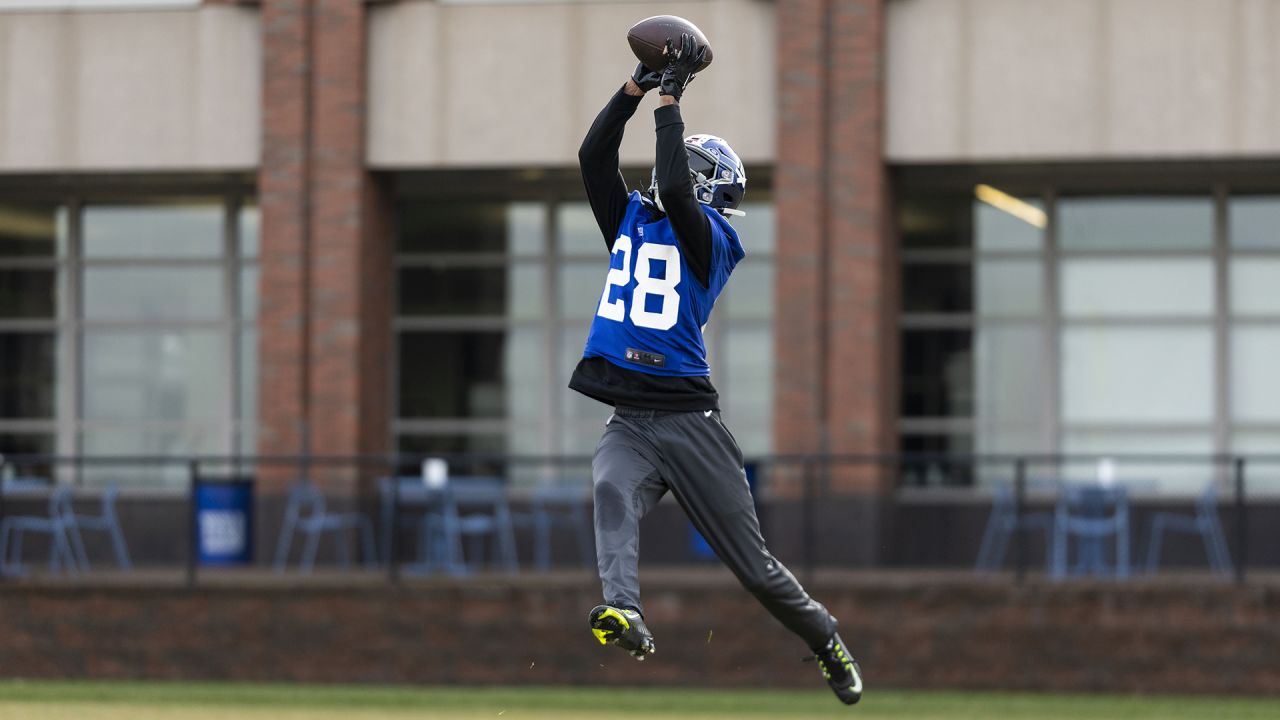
[773,0,894,495]
[1,573,1276,693]
[258,0,392,495]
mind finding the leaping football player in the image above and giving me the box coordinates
[570,33,865,706]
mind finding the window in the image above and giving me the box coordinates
[394,186,776,465]
[898,188,1047,486]
[898,185,1280,494]
[0,196,256,488]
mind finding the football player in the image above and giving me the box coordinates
[571,33,864,706]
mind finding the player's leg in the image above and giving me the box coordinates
[589,414,667,659]
[656,410,863,704]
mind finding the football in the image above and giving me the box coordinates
[627,15,713,73]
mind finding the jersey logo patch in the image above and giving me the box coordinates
[624,348,666,368]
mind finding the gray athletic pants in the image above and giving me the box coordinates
[592,406,838,650]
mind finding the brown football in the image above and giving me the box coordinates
[627,15,713,73]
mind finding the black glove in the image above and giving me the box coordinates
[631,63,662,93]
[658,32,708,101]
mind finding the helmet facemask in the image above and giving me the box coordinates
[649,135,747,217]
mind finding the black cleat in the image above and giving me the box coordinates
[812,632,863,705]
[589,604,655,661]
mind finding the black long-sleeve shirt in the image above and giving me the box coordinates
[567,87,720,411]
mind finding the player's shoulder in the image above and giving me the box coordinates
[702,206,746,261]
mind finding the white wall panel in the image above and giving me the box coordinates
[0,5,259,171]
[887,0,1280,161]
[368,0,776,168]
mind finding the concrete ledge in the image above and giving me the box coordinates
[0,570,1276,692]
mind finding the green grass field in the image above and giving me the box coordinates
[0,681,1277,720]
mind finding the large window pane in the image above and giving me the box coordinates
[240,265,259,320]
[81,428,225,488]
[728,202,776,255]
[399,202,543,256]
[1230,259,1280,315]
[1230,197,1280,250]
[902,263,971,314]
[399,331,506,418]
[977,260,1042,316]
[901,330,972,417]
[1061,326,1213,423]
[1231,327,1280,422]
[559,262,606,319]
[83,267,223,321]
[1061,258,1214,317]
[899,194,970,250]
[721,324,772,456]
[1059,431,1214,495]
[398,433,506,454]
[1058,197,1212,252]
[899,434,975,487]
[83,329,225,422]
[0,333,55,418]
[722,262,774,319]
[974,197,1043,251]
[398,263,544,319]
[975,324,1046,452]
[0,269,57,318]
[239,327,258,456]
[239,202,260,258]
[83,203,222,259]
[503,325,547,422]
[557,202,605,257]
[0,203,65,257]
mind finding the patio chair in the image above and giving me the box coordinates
[512,483,594,570]
[0,485,81,576]
[1145,482,1232,576]
[273,482,377,573]
[1051,484,1131,580]
[66,483,132,571]
[975,484,1054,571]
[443,477,519,574]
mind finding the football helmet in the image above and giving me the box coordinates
[650,134,747,217]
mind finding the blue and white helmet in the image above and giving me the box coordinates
[650,134,747,217]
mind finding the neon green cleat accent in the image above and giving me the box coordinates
[588,605,654,660]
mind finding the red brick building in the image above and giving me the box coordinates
[1,0,1278,508]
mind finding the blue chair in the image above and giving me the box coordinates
[0,484,80,576]
[975,484,1054,571]
[1051,484,1131,580]
[380,476,450,572]
[444,477,519,574]
[1145,482,1232,576]
[273,482,377,573]
[512,483,594,571]
[66,484,131,571]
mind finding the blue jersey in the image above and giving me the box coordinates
[582,192,745,376]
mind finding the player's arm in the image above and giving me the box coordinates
[654,34,713,287]
[577,66,659,251]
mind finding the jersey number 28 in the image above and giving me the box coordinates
[597,234,681,330]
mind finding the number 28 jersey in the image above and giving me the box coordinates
[582,191,745,377]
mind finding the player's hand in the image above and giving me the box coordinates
[658,32,707,101]
[631,63,662,93]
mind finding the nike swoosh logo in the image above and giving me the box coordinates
[704,410,713,417]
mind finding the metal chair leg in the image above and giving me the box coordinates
[273,515,297,572]
[1146,519,1165,573]
[108,519,132,570]
[359,519,377,570]
[334,529,350,567]
[301,528,322,574]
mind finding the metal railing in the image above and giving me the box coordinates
[0,452,1274,587]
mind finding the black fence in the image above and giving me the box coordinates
[0,453,1275,587]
